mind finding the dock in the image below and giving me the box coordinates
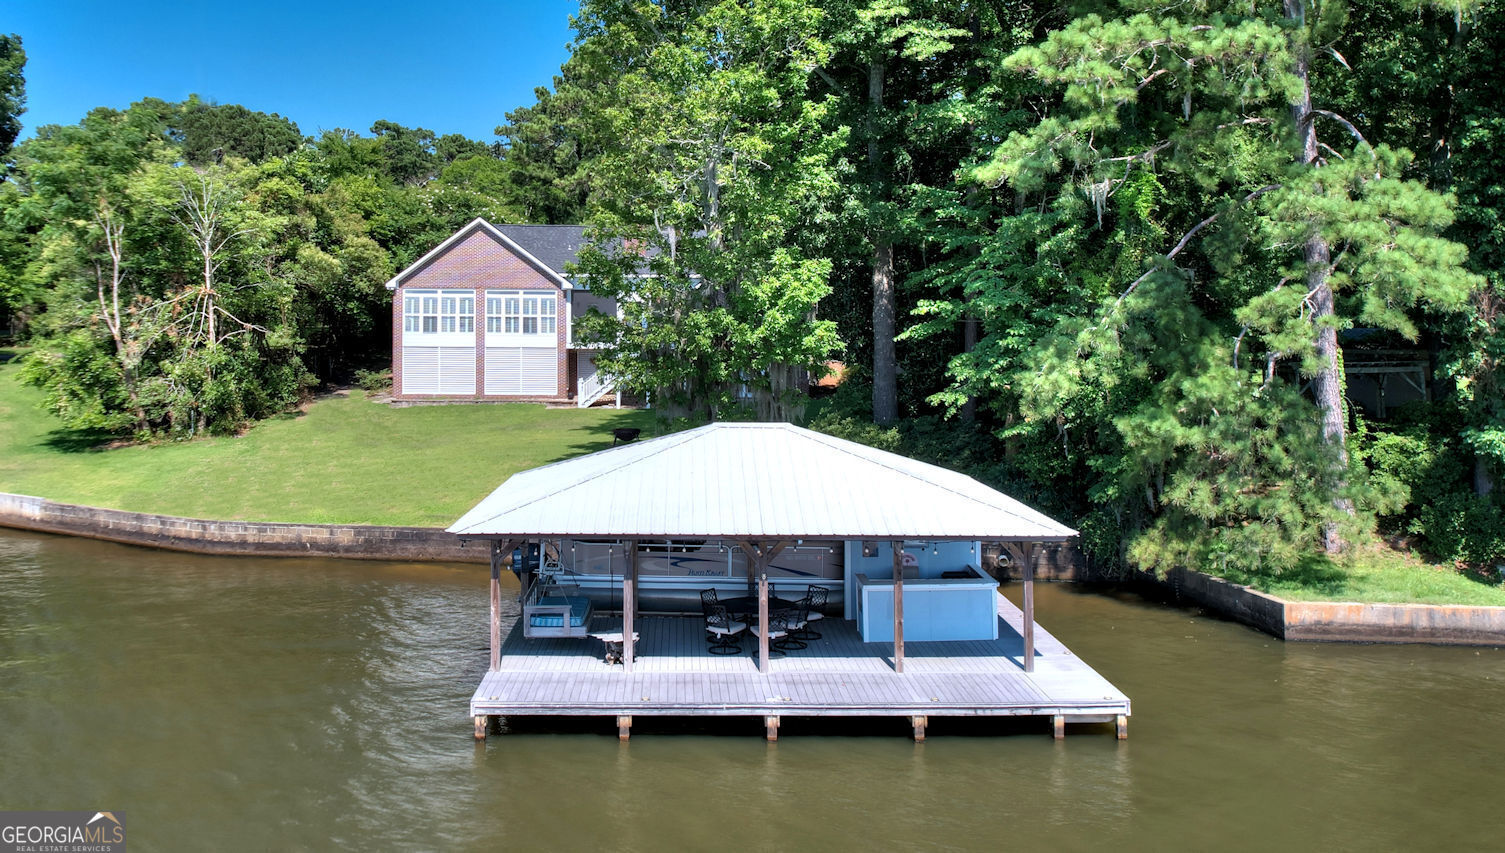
[470,592,1130,740]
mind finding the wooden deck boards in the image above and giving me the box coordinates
[471,593,1129,721]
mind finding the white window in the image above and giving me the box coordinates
[404,295,420,333]
[438,295,474,333]
[486,291,557,337]
[505,296,521,333]
[486,296,505,332]
[404,290,473,335]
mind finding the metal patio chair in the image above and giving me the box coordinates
[792,585,829,641]
[703,604,747,655]
[748,610,797,656]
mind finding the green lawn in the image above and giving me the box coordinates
[0,348,656,526]
[1247,547,1505,607]
[4,347,1501,606]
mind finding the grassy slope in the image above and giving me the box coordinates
[2,348,1500,604]
[1251,547,1505,607]
[0,349,655,526]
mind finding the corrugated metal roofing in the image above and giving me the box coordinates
[447,422,1076,541]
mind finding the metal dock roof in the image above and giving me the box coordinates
[448,422,1075,541]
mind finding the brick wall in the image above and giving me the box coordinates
[393,224,570,402]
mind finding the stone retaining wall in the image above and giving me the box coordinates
[0,492,486,563]
[1150,566,1505,646]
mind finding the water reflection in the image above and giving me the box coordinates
[3,529,1505,850]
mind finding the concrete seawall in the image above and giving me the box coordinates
[1153,566,1505,646]
[4,491,1502,644]
[0,492,487,563]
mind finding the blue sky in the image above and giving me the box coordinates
[7,0,580,141]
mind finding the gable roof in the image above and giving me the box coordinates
[384,218,580,291]
[448,422,1076,542]
[494,225,589,274]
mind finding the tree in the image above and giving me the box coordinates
[177,98,304,165]
[1319,0,1505,497]
[0,34,24,161]
[492,81,593,223]
[9,104,179,431]
[910,1,1480,571]
[570,0,845,421]
[370,120,438,186]
[808,2,971,425]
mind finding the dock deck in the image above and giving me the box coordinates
[471,593,1130,737]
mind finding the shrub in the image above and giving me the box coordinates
[807,412,901,452]
[353,368,391,394]
[1412,493,1505,567]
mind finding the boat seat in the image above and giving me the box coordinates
[529,597,593,628]
[522,578,595,638]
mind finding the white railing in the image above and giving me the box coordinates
[577,369,615,408]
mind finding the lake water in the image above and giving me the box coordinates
[2,528,1503,851]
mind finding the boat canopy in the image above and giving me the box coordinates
[447,421,1075,542]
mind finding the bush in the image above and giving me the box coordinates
[807,412,901,452]
[353,368,391,393]
[1412,493,1505,567]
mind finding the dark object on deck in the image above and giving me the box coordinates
[612,427,642,446]
[703,604,746,655]
[792,585,829,641]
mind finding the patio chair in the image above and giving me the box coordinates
[753,609,806,653]
[792,586,829,641]
[703,604,747,655]
[779,602,811,650]
[700,588,720,611]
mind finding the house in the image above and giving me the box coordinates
[384,218,620,406]
[449,421,1131,741]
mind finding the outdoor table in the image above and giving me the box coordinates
[589,629,640,665]
[719,595,798,624]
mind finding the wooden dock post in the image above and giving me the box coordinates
[623,540,637,673]
[1052,715,1065,739]
[1022,545,1036,673]
[758,571,770,674]
[489,542,503,672]
[488,539,520,673]
[911,716,927,742]
[735,540,789,675]
[765,715,780,742]
[1003,542,1038,673]
[892,541,905,674]
[1116,715,1128,740]
[474,715,487,741]
[618,715,632,741]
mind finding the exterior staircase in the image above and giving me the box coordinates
[576,369,616,408]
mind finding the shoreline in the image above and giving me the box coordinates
[3,490,1502,645]
[0,492,486,564]
[1139,567,1505,647]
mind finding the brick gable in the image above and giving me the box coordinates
[400,227,560,293]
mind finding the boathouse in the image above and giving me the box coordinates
[450,422,1130,740]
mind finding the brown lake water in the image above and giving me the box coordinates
[2,528,1503,851]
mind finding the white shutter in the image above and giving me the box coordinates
[484,347,557,395]
[401,347,440,394]
[484,347,521,394]
[437,347,476,394]
[520,348,556,394]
